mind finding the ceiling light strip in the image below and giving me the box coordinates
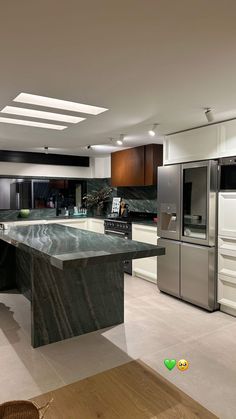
[0,117,67,130]
[1,106,85,124]
[14,93,108,115]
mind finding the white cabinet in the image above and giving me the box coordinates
[87,218,104,234]
[1,219,48,228]
[4,217,105,233]
[60,219,88,230]
[132,224,157,283]
[218,192,236,237]
[217,119,236,157]
[58,218,104,234]
[218,192,236,316]
[164,124,220,165]
[164,119,236,165]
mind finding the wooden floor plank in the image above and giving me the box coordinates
[32,360,218,419]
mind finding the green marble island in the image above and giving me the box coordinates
[0,224,165,347]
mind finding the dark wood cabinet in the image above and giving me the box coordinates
[111,146,145,187]
[144,144,163,185]
[111,144,163,187]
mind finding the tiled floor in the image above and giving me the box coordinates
[0,276,236,418]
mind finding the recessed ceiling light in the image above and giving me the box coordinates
[1,106,85,124]
[14,93,108,115]
[0,117,67,130]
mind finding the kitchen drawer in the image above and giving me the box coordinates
[218,273,236,313]
[218,249,236,278]
[87,219,104,234]
[218,236,236,252]
[132,224,157,245]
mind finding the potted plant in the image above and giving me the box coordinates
[83,186,113,216]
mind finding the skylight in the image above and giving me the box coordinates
[0,117,67,130]
[14,93,108,115]
[1,106,85,124]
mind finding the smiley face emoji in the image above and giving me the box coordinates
[177,359,189,371]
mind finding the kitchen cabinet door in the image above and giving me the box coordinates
[219,192,236,237]
[144,144,163,185]
[132,224,157,283]
[111,144,163,187]
[164,124,220,165]
[87,218,104,234]
[111,146,145,187]
[217,119,236,158]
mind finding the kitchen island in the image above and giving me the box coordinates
[0,223,165,347]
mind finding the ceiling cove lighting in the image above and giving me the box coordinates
[0,117,67,130]
[148,123,158,137]
[14,93,108,115]
[1,106,85,124]
[116,134,125,145]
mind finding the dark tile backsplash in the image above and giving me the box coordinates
[86,180,157,214]
[0,179,157,220]
[117,185,157,200]
[116,185,157,213]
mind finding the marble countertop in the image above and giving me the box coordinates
[0,223,165,270]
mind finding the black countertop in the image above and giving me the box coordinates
[0,223,165,270]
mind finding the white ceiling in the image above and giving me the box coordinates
[1,0,236,157]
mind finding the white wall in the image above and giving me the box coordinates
[92,156,111,178]
[0,156,111,178]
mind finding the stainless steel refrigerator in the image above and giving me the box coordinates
[157,160,219,311]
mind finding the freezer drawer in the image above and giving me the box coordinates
[181,243,218,311]
[157,239,180,297]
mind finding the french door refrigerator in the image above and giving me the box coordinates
[157,160,219,311]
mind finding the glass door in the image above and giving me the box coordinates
[181,161,217,246]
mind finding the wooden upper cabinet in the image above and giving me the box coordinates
[111,144,163,187]
[144,144,163,185]
[111,146,145,187]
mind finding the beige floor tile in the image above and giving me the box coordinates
[38,329,132,384]
[141,338,236,419]
[0,328,64,403]
[0,274,236,419]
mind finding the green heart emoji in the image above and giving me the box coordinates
[164,359,176,371]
